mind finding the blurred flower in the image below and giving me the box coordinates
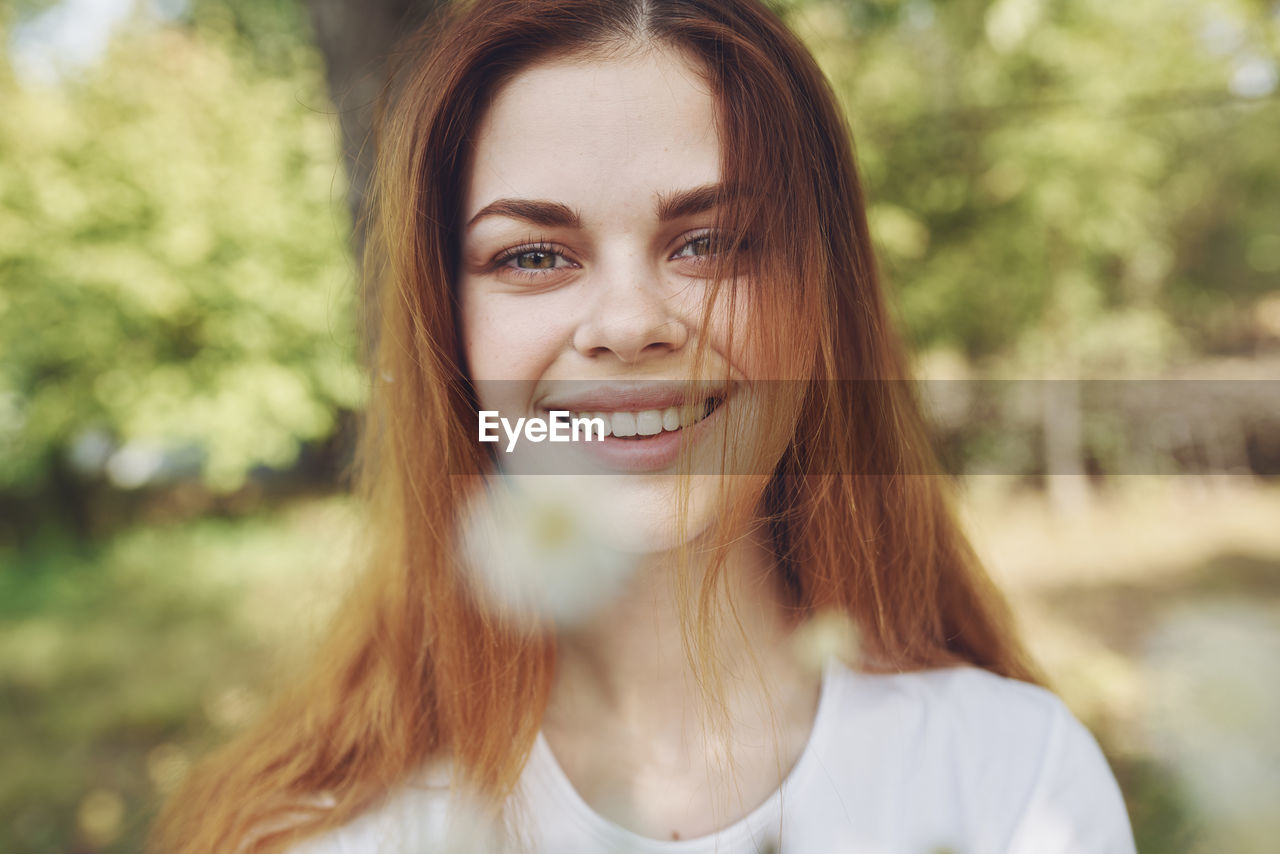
[204,683,262,730]
[77,788,124,847]
[146,743,190,795]
[458,476,639,628]
[790,608,861,673]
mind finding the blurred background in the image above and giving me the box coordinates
[0,0,1277,851]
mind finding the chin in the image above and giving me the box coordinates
[589,472,768,556]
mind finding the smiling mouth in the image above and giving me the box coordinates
[547,395,725,439]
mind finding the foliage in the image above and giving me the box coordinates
[0,12,363,494]
[183,0,318,74]
[785,0,1280,370]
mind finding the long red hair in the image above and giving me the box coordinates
[150,1,1042,851]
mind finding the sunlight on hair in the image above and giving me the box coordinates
[458,475,639,628]
[790,608,862,673]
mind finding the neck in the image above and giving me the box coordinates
[538,521,822,838]
[544,520,804,738]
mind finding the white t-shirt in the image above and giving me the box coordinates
[289,659,1136,853]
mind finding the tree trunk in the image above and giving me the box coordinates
[304,0,445,366]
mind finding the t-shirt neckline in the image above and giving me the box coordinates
[527,654,843,853]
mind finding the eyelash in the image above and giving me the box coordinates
[490,231,728,281]
[492,241,570,280]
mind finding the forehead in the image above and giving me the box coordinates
[463,47,721,224]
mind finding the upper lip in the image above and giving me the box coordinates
[539,382,731,413]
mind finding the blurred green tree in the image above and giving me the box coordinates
[787,0,1278,369]
[0,12,363,504]
[784,0,1278,490]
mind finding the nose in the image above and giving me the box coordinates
[572,254,689,363]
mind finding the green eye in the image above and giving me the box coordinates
[515,250,557,269]
[493,242,578,279]
[675,233,722,260]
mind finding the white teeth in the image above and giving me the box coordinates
[635,410,663,436]
[556,397,723,438]
[611,411,638,437]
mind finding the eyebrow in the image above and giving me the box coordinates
[465,182,738,232]
[655,182,736,222]
[466,199,581,231]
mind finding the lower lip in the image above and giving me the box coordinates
[572,403,723,473]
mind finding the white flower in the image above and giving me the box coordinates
[790,608,861,673]
[458,475,638,628]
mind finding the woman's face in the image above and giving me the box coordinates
[458,46,765,552]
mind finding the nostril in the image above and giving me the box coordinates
[572,299,690,363]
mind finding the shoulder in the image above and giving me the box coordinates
[828,657,1060,723]
[280,766,469,854]
[821,660,1075,775]
[825,660,1104,766]
[816,660,1136,853]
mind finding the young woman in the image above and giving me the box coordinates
[152,1,1136,852]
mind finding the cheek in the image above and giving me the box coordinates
[461,283,586,424]
[697,279,768,380]
[461,285,551,384]
[711,280,809,383]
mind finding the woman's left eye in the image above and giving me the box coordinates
[672,233,719,260]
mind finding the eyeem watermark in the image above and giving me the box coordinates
[479,411,606,452]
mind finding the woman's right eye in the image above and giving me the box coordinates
[493,244,578,278]
[512,249,559,270]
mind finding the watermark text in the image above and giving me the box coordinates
[479,411,606,452]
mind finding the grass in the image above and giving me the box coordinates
[0,498,355,853]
